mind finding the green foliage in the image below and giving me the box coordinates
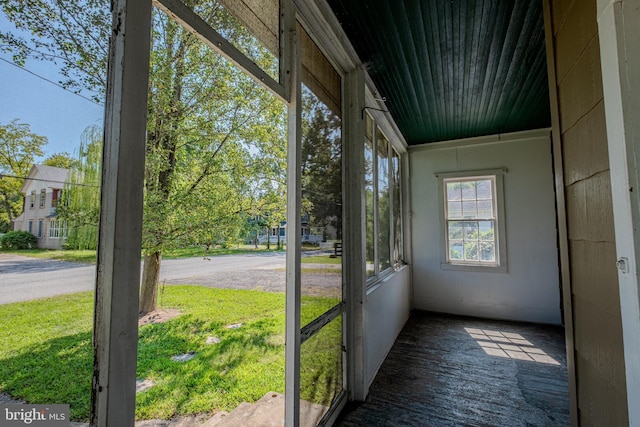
[43,152,75,169]
[57,126,102,250]
[0,287,339,421]
[0,119,47,230]
[0,230,37,249]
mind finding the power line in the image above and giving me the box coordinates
[0,56,103,107]
[0,173,98,187]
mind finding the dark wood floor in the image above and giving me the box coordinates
[336,311,570,427]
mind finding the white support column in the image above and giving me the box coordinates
[91,0,152,425]
[597,0,640,424]
[284,28,301,427]
[343,66,367,401]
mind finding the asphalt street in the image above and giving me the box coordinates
[0,252,287,305]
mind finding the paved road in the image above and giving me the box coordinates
[0,252,287,305]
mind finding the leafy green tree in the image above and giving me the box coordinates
[0,119,47,232]
[57,126,102,250]
[1,1,287,313]
[43,152,76,169]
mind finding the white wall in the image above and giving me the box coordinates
[365,265,411,388]
[409,130,562,324]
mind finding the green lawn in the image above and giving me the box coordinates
[0,245,284,264]
[301,255,342,265]
[0,286,341,421]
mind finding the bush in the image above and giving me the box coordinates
[0,230,38,250]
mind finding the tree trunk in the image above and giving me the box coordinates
[139,251,162,315]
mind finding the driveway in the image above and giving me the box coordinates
[0,252,340,305]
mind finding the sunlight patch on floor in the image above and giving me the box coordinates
[465,327,560,365]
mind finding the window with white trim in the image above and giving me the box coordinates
[49,220,67,238]
[39,188,46,208]
[365,113,405,282]
[30,190,36,209]
[438,170,507,271]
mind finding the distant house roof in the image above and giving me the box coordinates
[20,164,70,193]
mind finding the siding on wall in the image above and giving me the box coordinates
[550,0,628,424]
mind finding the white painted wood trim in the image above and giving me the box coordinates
[284,27,301,427]
[409,128,552,152]
[344,66,367,401]
[597,0,640,423]
[153,0,287,101]
[91,0,152,425]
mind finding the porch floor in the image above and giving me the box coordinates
[335,311,570,426]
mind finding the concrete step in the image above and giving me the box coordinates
[210,392,328,427]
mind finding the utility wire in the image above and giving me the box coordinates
[0,56,102,107]
[0,173,98,187]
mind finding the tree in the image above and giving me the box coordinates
[44,152,75,169]
[57,126,102,250]
[1,1,287,313]
[0,119,47,232]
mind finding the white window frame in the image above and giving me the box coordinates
[39,188,46,209]
[49,220,67,239]
[437,168,508,273]
[30,190,36,209]
[365,112,405,286]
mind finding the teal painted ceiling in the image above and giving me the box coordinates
[327,0,551,145]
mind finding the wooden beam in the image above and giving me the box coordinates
[91,0,152,425]
[153,0,287,101]
[344,66,367,401]
[542,1,578,424]
[284,26,301,427]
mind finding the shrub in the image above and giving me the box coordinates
[0,230,38,250]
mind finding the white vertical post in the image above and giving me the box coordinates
[597,0,640,424]
[91,0,152,425]
[284,27,301,427]
[344,66,367,400]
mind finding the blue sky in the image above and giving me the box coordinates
[0,14,104,161]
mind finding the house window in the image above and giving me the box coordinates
[438,169,507,271]
[39,188,46,208]
[37,220,43,238]
[30,190,36,209]
[52,189,60,207]
[28,220,33,234]
[49,220,67,238]
[365,113,405,283]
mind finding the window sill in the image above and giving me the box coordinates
[366,264,409,294]
[440,262,507,273]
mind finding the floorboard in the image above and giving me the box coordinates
[335,311,570,427]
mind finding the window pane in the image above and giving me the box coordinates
[461,181,476,200]
[300,83,342,329]
[464,242,479,261]
[480,242,496,262]
[450,242,464,260]
[448,221,464,240]
[477,200,493,218]
[377,129,391,271]
[300,315,343,427]
[446,182,462,201]
[476,179,492,198]
[463,221,478,239]
[462,200,477,218]
[364,116,375,277]
[448,201,462,219]
[478,221,495,240]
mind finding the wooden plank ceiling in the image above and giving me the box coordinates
[327,0,551,145]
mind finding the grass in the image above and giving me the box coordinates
[301,255,342,265]
[0,245,284,264]
[0,286,341,421]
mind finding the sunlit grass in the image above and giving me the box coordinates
[0,286,340,421]
[301,255,342,265]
